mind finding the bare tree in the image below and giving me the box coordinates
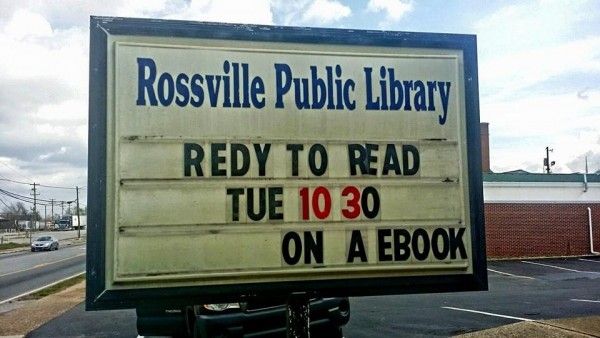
[75,206,87,215]
[2,201,29,217]
[2,202,40,220]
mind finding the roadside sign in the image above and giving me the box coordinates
[87,16,486,310]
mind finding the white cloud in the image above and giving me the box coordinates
[35,99,87,123]
[474,1,600,173]
[0,14,88,94]
[271,0,350,26]
[367,0,412,27]
[0,0,598,204]
[475,1,600,101]
[165,0,273,25]
[480,37,600,100]
[0,7,89,200]
[302,0,351,25]
[483,90,600,136]
[4,9,52,40]
[483,89,600,173]
[0,0,276,206]
[117,0,172,17]
[474,1,593,58]
[39,146,67,160]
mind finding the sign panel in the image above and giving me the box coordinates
[87,17,486,310]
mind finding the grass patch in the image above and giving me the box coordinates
[0,242,29,250]
[19,274,86,301]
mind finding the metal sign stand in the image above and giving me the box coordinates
[286,293,310,338]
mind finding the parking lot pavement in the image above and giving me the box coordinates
[488,256,600,280]
[348,256,600,337]
[459,257,600,337]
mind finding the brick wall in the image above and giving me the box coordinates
[485,203,600,258]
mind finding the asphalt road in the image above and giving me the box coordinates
[0,242,86,304]
[27,256,600,337]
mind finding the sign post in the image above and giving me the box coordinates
[286,293,310,338]
[87,16,486,312]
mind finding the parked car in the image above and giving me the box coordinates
[31,235,59,251]
[136,297,350,337]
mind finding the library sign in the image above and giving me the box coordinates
[87,17,487,310]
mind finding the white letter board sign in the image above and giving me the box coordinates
[87,16,487,310]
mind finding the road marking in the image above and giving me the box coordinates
[0,271,85,305]
[521,261,600,274]
[487,268,535,279]
[0,253,86,278]
[571,299,600,303]
[32,262,51,269]
[442,306,532,321]
[579,258,600,263]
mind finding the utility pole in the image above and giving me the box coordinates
[51,199,55,229]
[76,186,81,239]
[544,147,555,174]
[30,182,39,242]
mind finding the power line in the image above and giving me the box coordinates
[0,192,37,206]
[39,184,86,190]
[0,160,34,182]
[0,188,43,205]
[0,169,87,214]
[0,196,10,209]
[0,177,30,185]
[0,187,75,206]
[0,178,84,190]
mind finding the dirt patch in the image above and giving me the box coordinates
[455,319,600,338]
[0,282,85,336]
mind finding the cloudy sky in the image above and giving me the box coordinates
[0,0,599,213]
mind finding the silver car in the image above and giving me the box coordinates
[31,235,59,251]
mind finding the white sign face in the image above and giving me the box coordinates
[104,35,473,290]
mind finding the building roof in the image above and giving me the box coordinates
[483,172,600,183]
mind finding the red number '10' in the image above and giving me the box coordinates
[299,186,331,220]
